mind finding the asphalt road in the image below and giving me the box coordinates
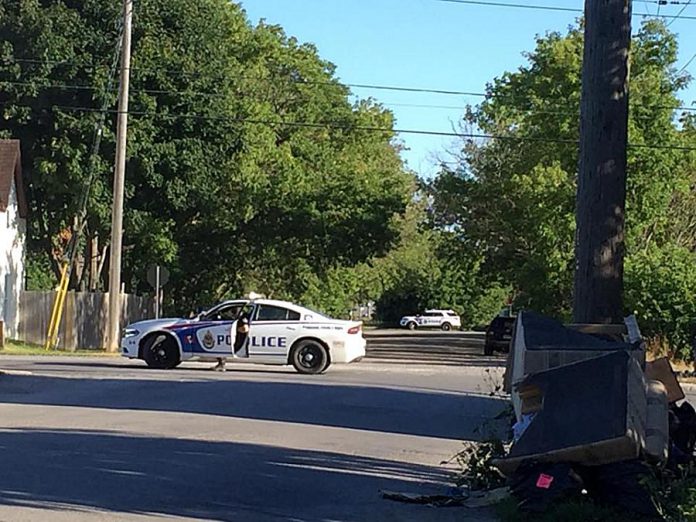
[0,352,507,522]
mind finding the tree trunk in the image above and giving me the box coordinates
[89,234,99,291]
[97,243,109,289]
[574,0,632,324]
[69,218,85,290]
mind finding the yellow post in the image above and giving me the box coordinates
[45,263,70,350]
[53,265,70,347]
[45,265,64,349]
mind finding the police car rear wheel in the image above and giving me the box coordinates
[407,322,417,330]
[143,334,181,369]
[291,340,328,375]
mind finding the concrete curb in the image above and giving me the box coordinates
[0,369,33,376]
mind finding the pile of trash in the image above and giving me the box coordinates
[494,311,696,518]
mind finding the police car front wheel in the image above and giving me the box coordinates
[142,333,181,369]
[291,340,329,375]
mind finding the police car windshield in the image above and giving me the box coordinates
[201,302,247,321]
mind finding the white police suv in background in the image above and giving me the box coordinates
[121,298,366,374]
[399,309,461,331]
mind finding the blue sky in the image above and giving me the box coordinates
[241,0,696,178]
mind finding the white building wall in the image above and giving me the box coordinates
[0,180,26,339]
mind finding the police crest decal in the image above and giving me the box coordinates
[202,330,215,350]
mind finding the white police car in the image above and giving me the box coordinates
[399,309,461,331]
[121,298,366,374]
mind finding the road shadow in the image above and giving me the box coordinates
[0,373,507,441]
[0,428,486,521]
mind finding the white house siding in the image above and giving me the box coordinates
[0,181,26,338]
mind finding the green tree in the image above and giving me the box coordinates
[0,0,412,312]
[0,0,123,284]
[301,199,509,327]
[429,20,696,353]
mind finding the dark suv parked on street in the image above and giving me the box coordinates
[484,315,516,355]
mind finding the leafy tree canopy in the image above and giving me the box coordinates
[0,0,413,311]
[428,20,696,353]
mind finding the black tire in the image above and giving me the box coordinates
[441,322,452,332]
[142,333,181,369]
[291,340,329,375]
[484,339,494,356]
[407,321,417,331]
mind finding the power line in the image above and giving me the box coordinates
[0,79,469,110]
[666,0,693,27]
[6,61,695,112]
[436,0,581,14]
[382,102,470,110]
[5,57,696,112]
[345,82,485,97]
[0,79,227,99]
[2,79,695,114]
[435,0,696,19]
[678,51,696,73]
[2,63,487,98]
[3,101,696,152]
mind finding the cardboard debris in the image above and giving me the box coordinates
[496,311,678,518]
[380,487,510,508]
[495,351,649,475]
[646,357,685,404]
[504,311,644,420]
[381,490,467,507]
[644,379,669,462]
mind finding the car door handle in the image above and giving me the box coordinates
[286,326,297,330]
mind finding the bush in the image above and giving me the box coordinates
[646,464,696,521]
[625,244,696,360]
[452,439,507,491]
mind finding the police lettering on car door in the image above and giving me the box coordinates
[249,336,287,348]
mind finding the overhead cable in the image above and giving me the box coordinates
[3,101,696,152]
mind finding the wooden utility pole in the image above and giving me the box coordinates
[106,0,133,351]
[573,0,632,324]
